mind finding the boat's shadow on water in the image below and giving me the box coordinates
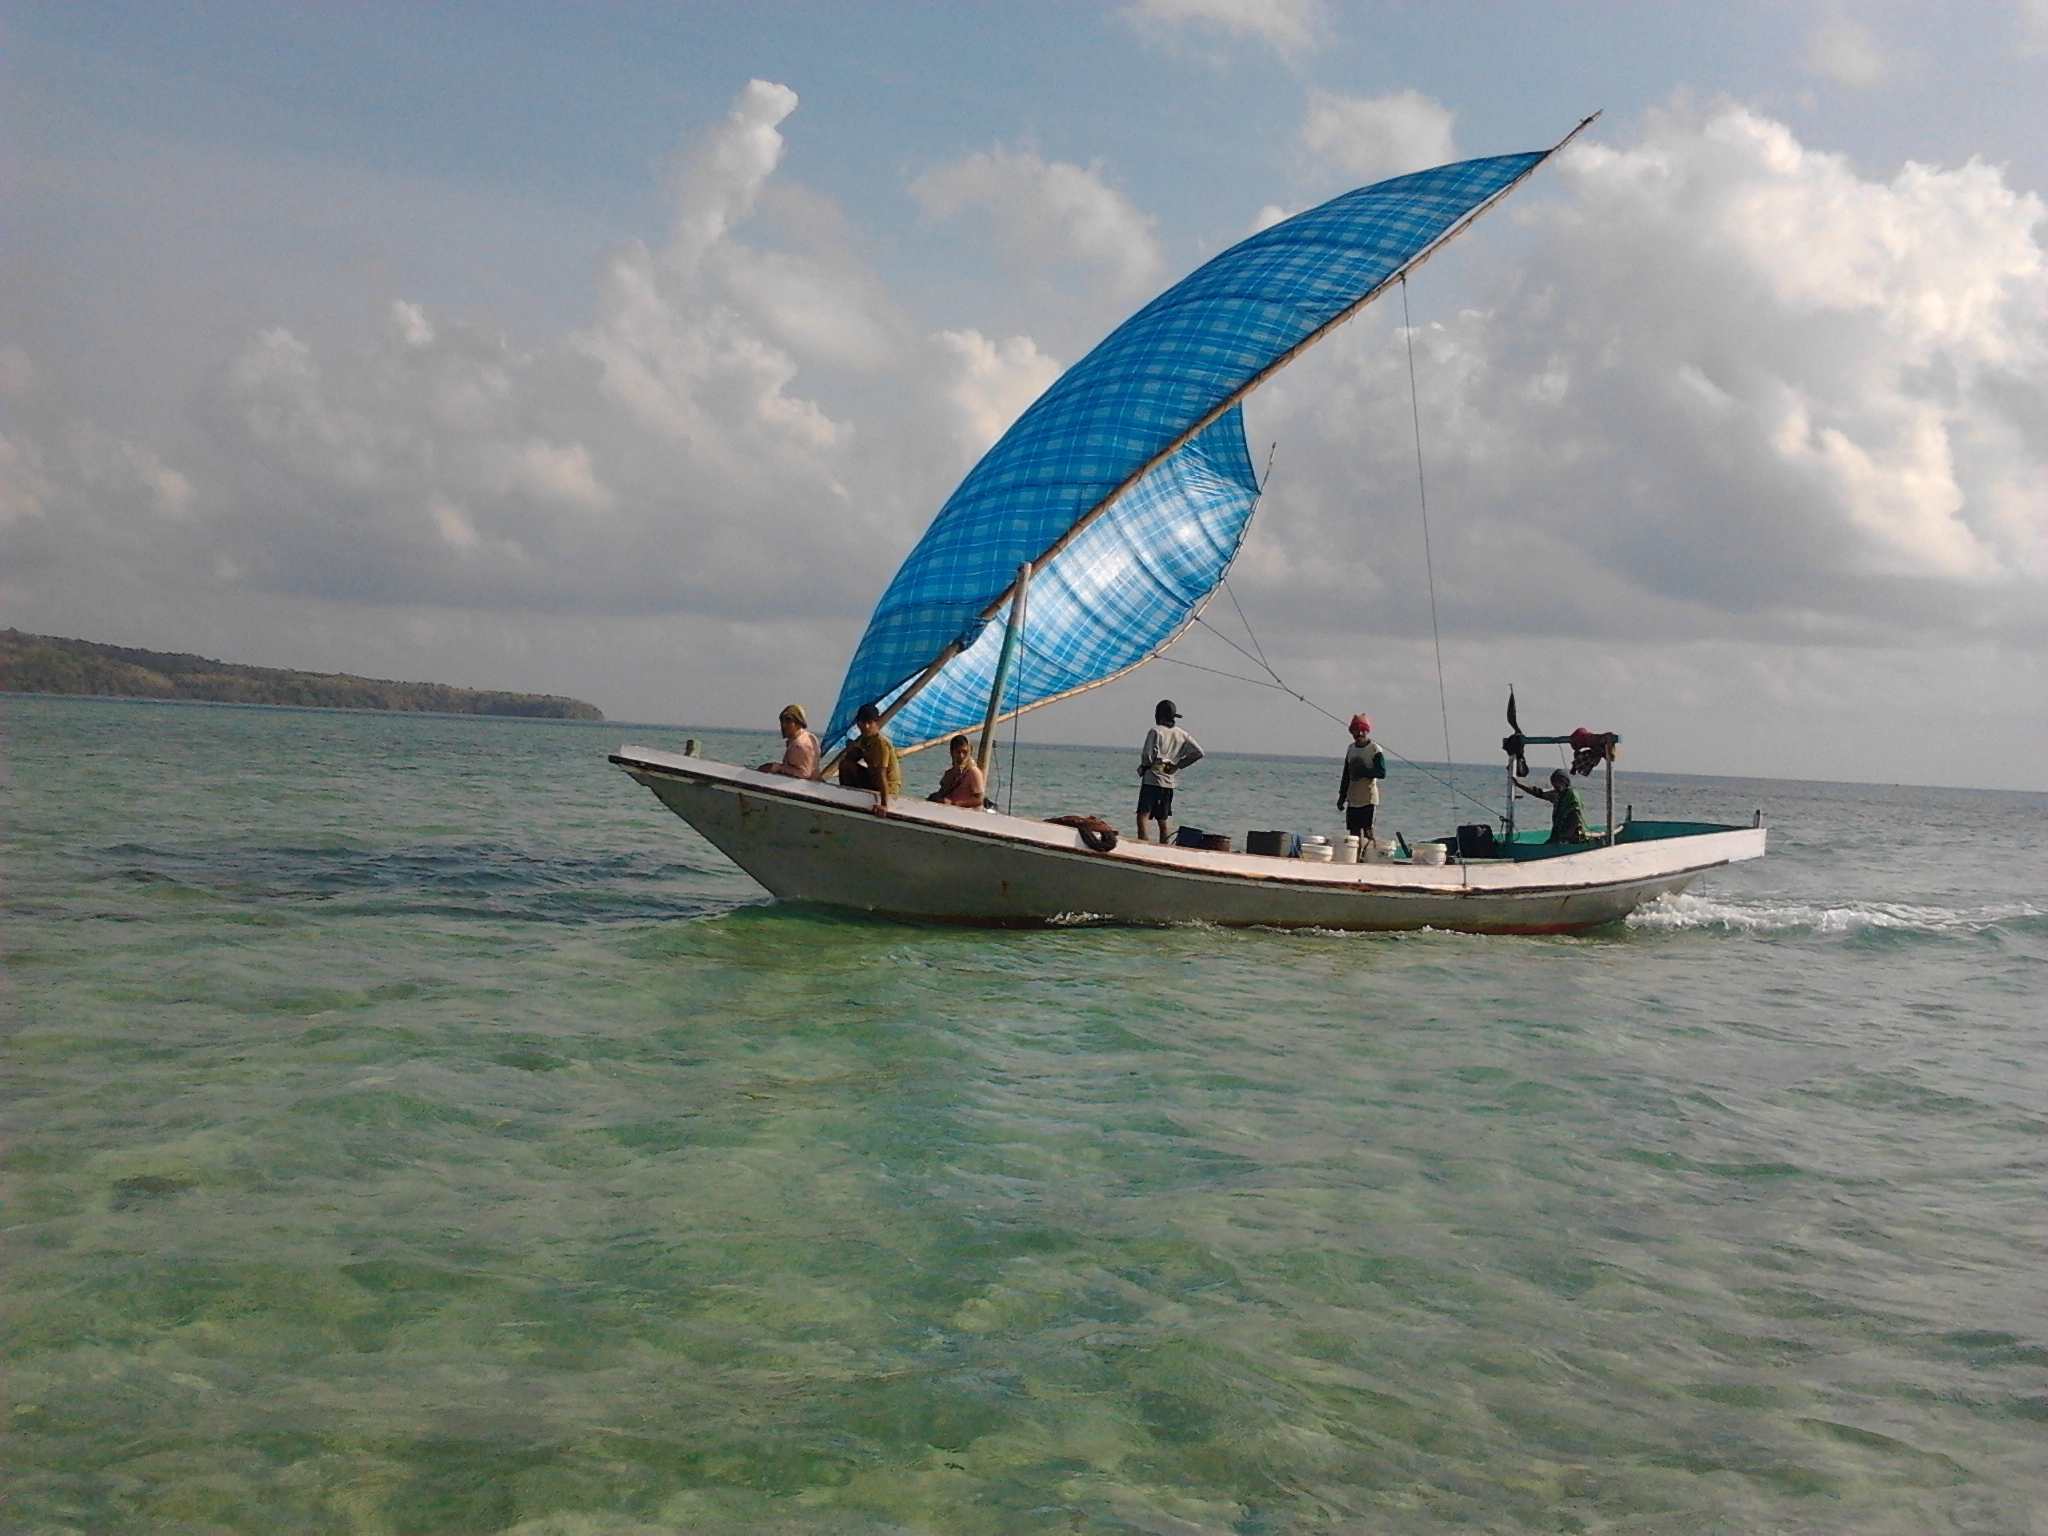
[81,839,749,924]
[694,897,1630,954]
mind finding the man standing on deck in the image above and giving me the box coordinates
[1136,699,1203,842]
[1337,714,1386,842]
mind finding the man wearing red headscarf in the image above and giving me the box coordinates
[1337,714,1386,840]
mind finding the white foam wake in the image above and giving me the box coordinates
[1046,911,1117,927]
[1627,892,2043,936]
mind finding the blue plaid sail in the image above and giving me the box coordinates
[826,151,1547,752]
[877,406,1257,754]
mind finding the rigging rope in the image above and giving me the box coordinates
[1182,602,1499,820]
[1148,332,1503,823]
[1222,576,1278,683]
[1401,276,1459,834]
[1155,651,1296,693]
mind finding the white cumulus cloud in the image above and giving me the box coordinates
[912,148,1165,307]
[933,330,1064,456]
[1,80,1089,629]
[1238,102,2048,646]
[1300,89,1458,182]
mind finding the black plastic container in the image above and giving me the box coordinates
[1456,824,1499,859]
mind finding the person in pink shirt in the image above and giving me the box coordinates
[757,704,820,779]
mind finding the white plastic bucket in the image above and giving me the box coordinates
[1337,836,1361,863]
[1299,843,1334,863]
[1410,842,1446,866]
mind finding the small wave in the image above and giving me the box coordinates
[1627,892,2043,936]
[1258,923,1483,940]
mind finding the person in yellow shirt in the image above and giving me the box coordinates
[838,702,901,814]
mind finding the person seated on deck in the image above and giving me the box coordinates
[838,702,901,815]
[757,704,820,779]
[928,734,987,808]
[1513,769,1593,844]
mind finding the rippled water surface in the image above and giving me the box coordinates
[5,697,2044,1535]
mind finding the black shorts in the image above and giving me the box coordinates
[1137,784,1174,821]
[1345,804,1377,835]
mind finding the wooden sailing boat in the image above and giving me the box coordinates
[614,122,1766,932]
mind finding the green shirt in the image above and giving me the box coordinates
[1550,786,1590,844]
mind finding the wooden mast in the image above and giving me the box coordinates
[976,563,1032,774]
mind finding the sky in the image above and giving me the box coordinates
[3,0,2045,790]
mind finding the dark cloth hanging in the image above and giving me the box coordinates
[1569,728,1619,777]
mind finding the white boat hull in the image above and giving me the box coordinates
[613,746,1764,934]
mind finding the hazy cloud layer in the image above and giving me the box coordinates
[2024,0,2048,56]
[1121,0,1327,57]
[5,92,2044,680]
[1805,12,1892,89]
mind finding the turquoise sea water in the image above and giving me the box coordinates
[5,695,2044,1535]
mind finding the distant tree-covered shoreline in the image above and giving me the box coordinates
[0,630,604,720]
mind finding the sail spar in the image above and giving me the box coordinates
[825,142,1577,753]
